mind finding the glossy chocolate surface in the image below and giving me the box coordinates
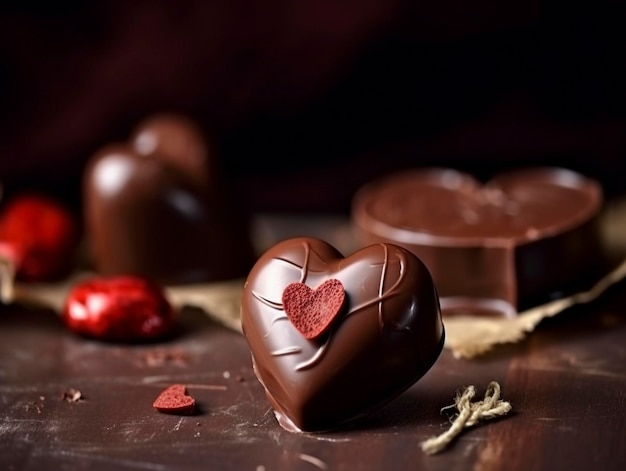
[2,214,626,471]
[83,114,255,285]
[241,237,444,432]
[352,167,604,313]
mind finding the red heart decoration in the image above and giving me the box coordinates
[241,237,444,432]
[282,279,346,340]
[152,384,196,415]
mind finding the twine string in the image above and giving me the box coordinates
[420,381,512,455]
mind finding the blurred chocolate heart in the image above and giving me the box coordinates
[241,237,445,432]
[352,167,605,313]
[83,114,255,284]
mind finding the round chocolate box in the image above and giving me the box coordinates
[351,167,605,317]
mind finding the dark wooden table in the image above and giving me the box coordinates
[1,215,625,471]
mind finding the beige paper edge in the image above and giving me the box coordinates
[11,274,245,334]
[10,258,626,361]
[443,256,626,359]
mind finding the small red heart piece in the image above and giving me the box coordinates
[152,384,196,415]
[282,279,346,340]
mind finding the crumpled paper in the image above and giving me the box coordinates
[442,256,626,358]
[9,197,626,360]
[10,256,625,359]
[10,273,245,334]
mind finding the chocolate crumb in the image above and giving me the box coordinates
[61,388,83,402]
[136,349,189,367]
[23,401,44,413]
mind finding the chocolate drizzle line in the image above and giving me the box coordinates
[295,340,329,371]
[342,246,410,334]
[253,249,328,330]
[272,347,302,356]
[253,242,411,371]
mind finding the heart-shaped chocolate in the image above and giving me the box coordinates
[352,167,604,313]
[83,114,255,285]
[241,237,445,432]
[153,384,196,415]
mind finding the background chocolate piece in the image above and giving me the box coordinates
[131,114,211,191]
[241,237,444,432]
[83,114,255,285]
[351,167,605,315]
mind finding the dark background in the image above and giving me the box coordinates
[1,0,625,214]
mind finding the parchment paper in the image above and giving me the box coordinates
[8,255,624,360]
[8,197,626,360]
